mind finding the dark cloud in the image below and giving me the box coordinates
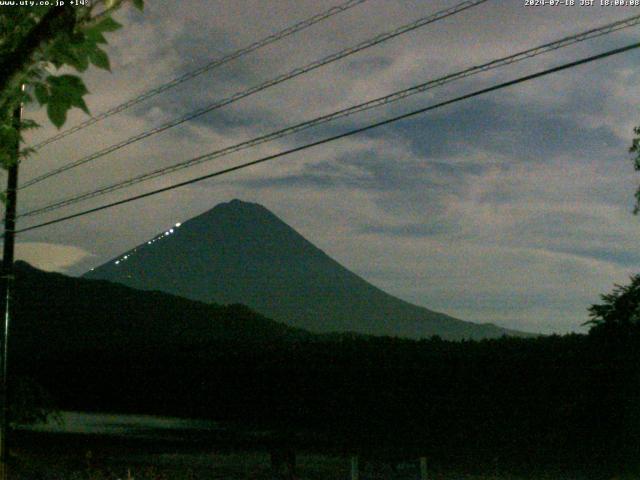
[234,146,482,193]
[344,55,394,75]
[363,95,622,164]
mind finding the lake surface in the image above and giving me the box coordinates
[17,411,221,440]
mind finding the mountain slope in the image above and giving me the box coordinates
[84,199,530,340]
[12,260,305,356]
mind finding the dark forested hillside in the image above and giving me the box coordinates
[8,262,639,476]
[11,260,307,355]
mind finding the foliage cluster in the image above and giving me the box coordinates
[587,273,640,334]
[0,0,143,170]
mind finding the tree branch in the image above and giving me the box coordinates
[0,6,76,98]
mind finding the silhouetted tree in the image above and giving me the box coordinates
[587,274,640,334]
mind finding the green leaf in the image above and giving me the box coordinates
[48,38,90,72]
[34,83,49,105]
[92,17,122,33]
[0,124,19,146]
[20,119,40,130]
[0,152,11,171]
[48,75,88,97]
[89,48,110,71]
[70,96,90,115]
[132,0,144,11]
[44,75,90,127]
[68,31,86,45]
[19,146,36,159]
[85,29,107,45]
[71,50,90,72]
[47,98,68,129]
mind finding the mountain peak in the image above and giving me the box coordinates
[84,200,532,340]
[217,198,259,210]
[197,199,278,223]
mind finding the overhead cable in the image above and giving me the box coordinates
[21,0,489,189]
[14,40,640,235]
[29,0,371,151]
[18,14,640,219]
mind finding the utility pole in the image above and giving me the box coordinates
[0,93,22,479]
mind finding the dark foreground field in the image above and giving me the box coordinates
[6,431,619,480]
[9,265,640,478]
[6,450,608,480]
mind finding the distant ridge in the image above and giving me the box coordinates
[12,260,306,354]
[84,199,533,340]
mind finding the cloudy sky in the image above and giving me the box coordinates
[9,0,640,334]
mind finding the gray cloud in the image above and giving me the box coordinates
[12,0,640,334]
[16,243,94,272]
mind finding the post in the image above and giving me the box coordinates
[0,97,22,478]
[350,455,359,480]
[420,456,428,480]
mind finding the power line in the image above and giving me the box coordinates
[29,0,371,151]
[18,14,640,219]
[19,13,639,217]
[20,0,489,190]
[14,40,640,235]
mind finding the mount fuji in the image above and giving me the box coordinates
[84,199,530,340]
